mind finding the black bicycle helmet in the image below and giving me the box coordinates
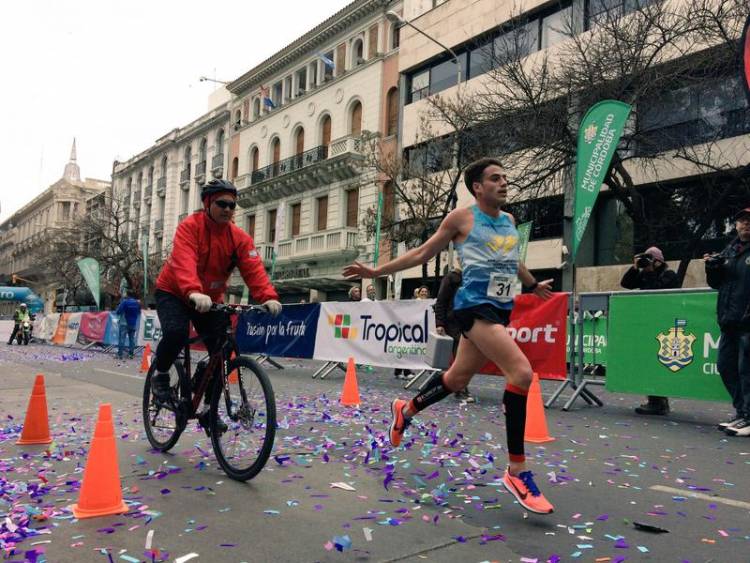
[200,179,237,200]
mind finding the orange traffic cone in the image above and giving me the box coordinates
[524,373,555,443]
[16,374,53,445]
[340,357,361,406]
[140,343,152,373]
[228,351,238,384]
[72,403,128,519]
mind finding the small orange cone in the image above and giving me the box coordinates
[16,374,53,445]
[72,403,128,519]
[340,357,361,406]
[140,343,152,373]
[228,351,238,384]
[524,373,555,443]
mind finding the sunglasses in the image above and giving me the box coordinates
[213,200,237,210]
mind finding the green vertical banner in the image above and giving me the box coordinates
[572,100,632,262]
[607,292,730,401]
[515,221,532,294]
[373,191,383,266]
[76,257,100,309]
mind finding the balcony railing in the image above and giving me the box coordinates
[275,227,359,261]
[157,176,167,196]
[251,145,328,185]
[180,168,191,189]
[195,161,207,180]
[212,153,224,171]
[144,184,153,202]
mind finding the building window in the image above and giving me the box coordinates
[410,70,429,103]
[246,214,255,238]
[383,181,395,221]
[295,67,307,96]
[309,61,319,87]
[386,87,399,136]
[316,196,328,231]
[345,188,359,228]
[352,38,364,67]
[250,147,259,172]
[291,202,301,236]
[216,129,225,155]
[390,23,401,50]
[268,209,277,243]
[184,147,191,178]
[272,82,283,107]
[271,138,281,165]
[234,110,242,130]
[320,115,332,147]
[350,101,363,136]
[295,127,305,155]
[231,157,239,180]
[161,156,168,178]
[199,138,207,167]
[283,76,292,102]
[404,136,453,177]
[586,0,656,29]
[252,98,261,119]
[541,5,572,49]
[469,37,495,79]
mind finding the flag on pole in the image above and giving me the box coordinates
[571,100,632,263]
[514,221,533,295]
[76,257,101,309]
[317,53,335,70]
[270,205,286,280]
[260,85,275,109]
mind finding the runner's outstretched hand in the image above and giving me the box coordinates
[533,279,554,301]
[343,261,377,279]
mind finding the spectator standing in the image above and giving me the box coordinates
[620,246,679,415]
[705,208,750,436]
[435,267,474,403]
[116,291,141,360]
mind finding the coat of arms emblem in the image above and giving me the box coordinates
[656,319,695,372]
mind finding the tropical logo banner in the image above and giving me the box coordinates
[572,100,632,262]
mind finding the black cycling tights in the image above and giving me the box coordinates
[154,290,225,373]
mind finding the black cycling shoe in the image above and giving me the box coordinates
[198,410,228,437]
[151,372,173,403]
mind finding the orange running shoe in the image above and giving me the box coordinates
[501,466,554,514]
[388,399,411,447]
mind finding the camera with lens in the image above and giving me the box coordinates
[635,253,653,269]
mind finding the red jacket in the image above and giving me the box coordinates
[156,211,278,304]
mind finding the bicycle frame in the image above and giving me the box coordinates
[178,316,241,417]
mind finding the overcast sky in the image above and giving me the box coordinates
[0,0,353,223]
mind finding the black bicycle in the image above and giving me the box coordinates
[142,304,276,481]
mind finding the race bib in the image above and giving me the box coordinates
[487,272,517,302]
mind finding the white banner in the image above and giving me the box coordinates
[61,313,82,346]
[36,314,59,341]
[314,300,436,369]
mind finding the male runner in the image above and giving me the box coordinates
[344,158,555,514]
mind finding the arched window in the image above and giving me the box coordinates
[231,157,239,180]
[250,147,259,172]
[271,138,281,177]
[386,88,399,136]
[352,38,364,67]
[161,156,168,177]
[320,115,332,147]
[295,127,305,155]
[234,109,242,130]
[148,165,154,186]
[184,147,192,179]
[350,101,363,136]
[253,98,261,119]
[215,129,225,155]
[199,138,207,166]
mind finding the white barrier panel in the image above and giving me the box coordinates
[138,310,162,345]
[314,300,436,369]
[37,314,60,342]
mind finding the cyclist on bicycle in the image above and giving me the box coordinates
[151,179,282,431]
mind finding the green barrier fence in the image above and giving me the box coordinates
[567,316,608,365]
[606,291,730,402]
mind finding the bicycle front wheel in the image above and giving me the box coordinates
[209,356,276,481]
[143,361,186,452]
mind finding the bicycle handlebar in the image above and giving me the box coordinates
[210,303,269,315]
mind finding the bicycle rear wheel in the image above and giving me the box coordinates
[209,356,276,481]
[143,361,186,451]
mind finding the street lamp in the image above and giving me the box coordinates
[385,10,463,272]
[199,76,230,85]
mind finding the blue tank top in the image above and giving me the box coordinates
[453,205,519,311]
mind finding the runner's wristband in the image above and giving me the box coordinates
[528,281,539,291]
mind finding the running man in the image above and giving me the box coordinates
[343,158,555,514]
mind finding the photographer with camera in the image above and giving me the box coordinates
[621,246,679,415]
[705,208,750,437]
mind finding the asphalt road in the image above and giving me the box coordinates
[1,342,748,562]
